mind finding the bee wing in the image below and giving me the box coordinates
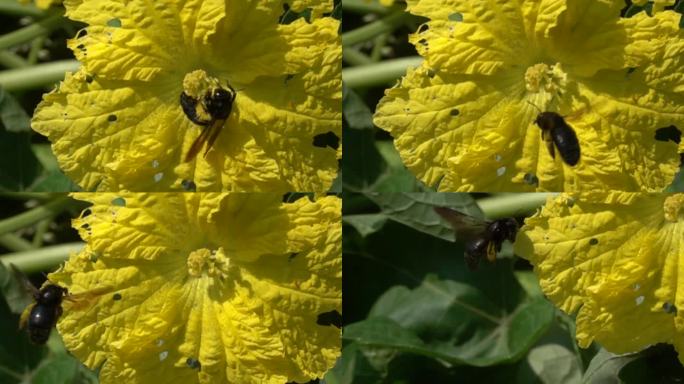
[434,207,488,238]
[542,130,555,159]
[202,119,226,158]
[9,264,39,298]
[63,286,112,310]
[184,124,214,162]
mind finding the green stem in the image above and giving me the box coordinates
[343,47,373,66]
[32,218,51,247]
[342,56,423,88]
[0,59,79,91]
[0,192,58,201]
[0,10,65,51]
[0,2,43,18]
[341,0,390,15]
[0,195,74,236]
[0,233,33,252]
[477,193,557,219]
[0,242,83,274]
[370,33,389,62]
[0,50,28,68]
[342,11,409,46]
[27,36,45,65]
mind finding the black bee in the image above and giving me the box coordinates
[434,207,518,270]
[11,265,67,344]
[180,86,236,162]
[534,111,580,166]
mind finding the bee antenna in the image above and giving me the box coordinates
[526,100,542,113]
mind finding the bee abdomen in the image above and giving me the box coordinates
[551,125,580,166]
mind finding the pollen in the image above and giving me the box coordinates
[186,247,231,278]
[663,194,684,222]
[182,70,223,99]
[524,63,568,95]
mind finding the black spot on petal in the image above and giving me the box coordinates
[112,293,122,301]
[589,238,599,245]
[655,125,681,144]
[316,310,342,328]
[312,131,340,150]
[181,179,197,192]
[111,197,126,207]
[523,173,539,186]
[186,357,201,370]
[450,108,460,117]
[663,302,678,315]
[107,114,117,122]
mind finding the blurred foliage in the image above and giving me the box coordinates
[0,194,92,383]
[331,192,684,383]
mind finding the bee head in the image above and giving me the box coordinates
[38,284,67,305]
[204,88,235,119]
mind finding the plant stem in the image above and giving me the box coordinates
[0,242,83,274]
[343,47,373,66]
[342,56,422,88]
[0,10,65,51]
[27,36,45,65]
[0,233,33,252]
[370,33,388,62]
[0,195,73,236]
[477,193,557,219]
[342,11,409,46]
[32,218,51,247]
[0,59,78,91]
[341,0,390,15]
[0,50,27,68]
[0,2,43,18]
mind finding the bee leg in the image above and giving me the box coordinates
[180,92,211,126]
[486,242,497,262]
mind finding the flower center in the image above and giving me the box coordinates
[524,63,568,96]
[186,247,231,278]
[182,69,224,99]
[663,194,684,223]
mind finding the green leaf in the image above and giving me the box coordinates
[0,288,46,383]
[342,126,387,191]
[0,88,30,133]
[372,140,426,192]
[0,262,33,315]
[29,170,80,192]
[324,343,386,384]
[0,130,42,191]
[344,274,555,366]
[582,348,639,384]
[364,192,482,241]
[343,214,388,237]
[525,344,582,384]
[342,84,374,130]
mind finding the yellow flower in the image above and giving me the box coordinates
[631,0,676,13]
[49,193,342,383]
[32,0,341,192]
[374,0,684,192]
[515,192,684,361]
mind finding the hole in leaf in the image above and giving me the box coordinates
[288,253,298,261]
[112,293,122,301]
[635,295,645,305]
[107,18,122,28]
[181,180,197,191]
[450,108,460,117]
[89,253,98,262]
[284,74,295,84]
[186,357,201,370]
[159,351,169,362]
[566,198,575,207]
[312,131,340,150]
[154,172,164,182]
[76,44,86,51]
[316,310,342,328]
[448,12,463,22]
[82,208,92,217]
[418,38,428,46]
[417,24,429,33]
[85,75,94,83]
[655,125,681,144]
[589,238,599,245]
[111,197,126,207]
[81,223,90,229]
[496,166,506,176]
[107,114,117,122]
